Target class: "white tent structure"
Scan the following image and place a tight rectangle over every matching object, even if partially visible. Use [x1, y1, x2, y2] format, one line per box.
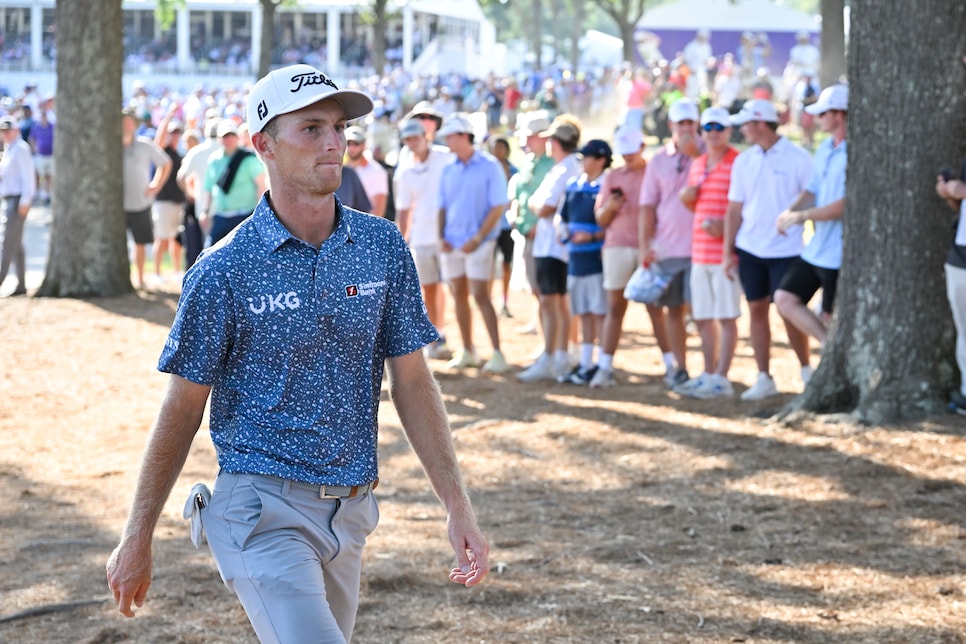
[639, 0, 819, 33]
[636, 0, 819, 72]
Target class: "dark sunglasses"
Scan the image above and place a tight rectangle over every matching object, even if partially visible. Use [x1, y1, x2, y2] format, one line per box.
[702, 123, 727, 132]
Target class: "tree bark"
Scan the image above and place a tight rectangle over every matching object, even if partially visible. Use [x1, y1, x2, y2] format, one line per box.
[258, 0, 277, 79]
[784, 0, 966, 424]
[38, 0, 128, 297]
[819, 0, 846, 88]
[371, 0, 389, 75]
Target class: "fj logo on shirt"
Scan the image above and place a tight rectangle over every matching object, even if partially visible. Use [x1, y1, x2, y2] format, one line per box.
[247, 292, 301, 314]
[345, 281, 386, 298]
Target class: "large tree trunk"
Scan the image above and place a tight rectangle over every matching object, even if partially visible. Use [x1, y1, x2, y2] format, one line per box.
[258, 0, 276, 79]
[819, 0, 846, 88]
[38, 0, 128, 297]
[372, 0, 389, 75]
[531, 0, 543, 71]
[785, 0, 966, 424]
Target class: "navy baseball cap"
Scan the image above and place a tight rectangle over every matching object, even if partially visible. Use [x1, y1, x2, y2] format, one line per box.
[579, 139, 612, 159]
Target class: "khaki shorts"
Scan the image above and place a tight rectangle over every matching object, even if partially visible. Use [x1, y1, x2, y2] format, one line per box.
[153, 201, 183, 239]
[411, 244, 443, 285]
[602, 246, 639, 291]
[689, 262, 742, 320]
[440, 239, 496, 282]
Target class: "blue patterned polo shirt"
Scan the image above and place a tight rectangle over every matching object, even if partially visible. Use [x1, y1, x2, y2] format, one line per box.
[159, 195, 439, 485]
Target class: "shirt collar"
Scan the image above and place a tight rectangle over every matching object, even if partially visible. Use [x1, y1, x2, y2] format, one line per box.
[252, 193, 353, 256]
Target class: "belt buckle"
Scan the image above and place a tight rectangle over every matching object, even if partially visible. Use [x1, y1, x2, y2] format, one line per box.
[319, 485, 339, 499]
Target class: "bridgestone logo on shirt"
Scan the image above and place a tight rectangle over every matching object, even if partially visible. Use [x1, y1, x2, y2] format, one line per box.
[345, 281, 386, 298]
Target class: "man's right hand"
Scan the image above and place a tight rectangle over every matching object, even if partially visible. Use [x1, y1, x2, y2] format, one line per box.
[722, 253, 738, 281]
[106, 538, 153, 617]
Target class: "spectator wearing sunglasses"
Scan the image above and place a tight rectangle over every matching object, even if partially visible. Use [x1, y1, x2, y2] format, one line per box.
[723, 99, 814, 401]
[638, 97, 704, 388]
[774, 85, 849, 353]
[675, 107, 742, 399]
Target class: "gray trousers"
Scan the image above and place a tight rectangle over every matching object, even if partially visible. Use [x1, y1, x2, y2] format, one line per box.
[0, 195, 26, 291]
[202, 472, 380, 643]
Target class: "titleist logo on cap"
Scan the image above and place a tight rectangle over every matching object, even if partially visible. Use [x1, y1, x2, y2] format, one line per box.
[290, 72, 339, 94]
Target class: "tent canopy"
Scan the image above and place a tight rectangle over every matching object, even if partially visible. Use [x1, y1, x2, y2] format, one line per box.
[639, 0, 818, 33]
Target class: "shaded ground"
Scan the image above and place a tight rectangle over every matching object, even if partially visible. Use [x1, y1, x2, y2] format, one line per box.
[0, 287, 963, 644]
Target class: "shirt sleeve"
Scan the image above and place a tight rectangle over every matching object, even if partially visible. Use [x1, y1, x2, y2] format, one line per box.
[639, 159, 660, 207]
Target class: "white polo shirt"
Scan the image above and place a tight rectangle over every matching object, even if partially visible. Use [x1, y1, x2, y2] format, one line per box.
[395, 148, 455, 247]
[531, 153, 581, 261]
[728, 136, 813, 258]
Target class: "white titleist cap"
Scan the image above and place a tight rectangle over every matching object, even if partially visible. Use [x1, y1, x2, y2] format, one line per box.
[805, 84, 849, 115]
[246, 64, 373, 134]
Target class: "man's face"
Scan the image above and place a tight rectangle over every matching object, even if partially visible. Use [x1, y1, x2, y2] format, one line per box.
[221, 132, 239, 154]
[818, 110, 844, 134]
[404, 134, 427, 155]
[346, 139, 365, 160]
[416, 114, 438, 137]
[122, 115, 138, 137]
[670, 119, 698, 145]
[254, 98, 347, 197]
[445, 132, 470, 155]
[740, 120, 766, 146]
[700, 121, 731, 151]
[525, 134, 547, 155]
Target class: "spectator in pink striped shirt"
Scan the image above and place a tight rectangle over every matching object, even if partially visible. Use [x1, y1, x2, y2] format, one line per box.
[675, 106, 742, 399]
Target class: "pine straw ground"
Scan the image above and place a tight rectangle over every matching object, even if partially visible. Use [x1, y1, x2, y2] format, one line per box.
[0, 286, 963, 644]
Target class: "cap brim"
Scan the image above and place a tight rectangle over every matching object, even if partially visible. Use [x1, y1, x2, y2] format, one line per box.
[276, 89, 374, 124]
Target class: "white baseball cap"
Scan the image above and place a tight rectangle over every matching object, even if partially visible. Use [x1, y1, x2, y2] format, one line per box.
[730, 99, 778, 125]
[700, 106, 732, 127]
[246, 64, 373, 134]
[399, 119, 425, 139]
[668, 98, 700, 123]
[613, 124, 644, 155]
[438, 113, 475, 137]
[805, 84, 849, 115]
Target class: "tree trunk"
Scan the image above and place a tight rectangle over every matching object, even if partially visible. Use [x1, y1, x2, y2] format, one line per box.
[819, 0, 846, 88]
[532, 0, 543, 71]
[37, 0, 128, 297]
[568, 0, 585, 74]
[258, 0, 276, 79]
[372, 0, 389, 75]
[785, 0, 966, 424]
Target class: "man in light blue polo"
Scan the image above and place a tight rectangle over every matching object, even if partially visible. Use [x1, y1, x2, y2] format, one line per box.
[107, 64, 489, 643]
[775, 84, 849, 352]
[437, 112, 511, 373]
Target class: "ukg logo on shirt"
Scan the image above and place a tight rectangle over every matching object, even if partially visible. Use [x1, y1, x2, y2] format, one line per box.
[248, 292, 301, 314]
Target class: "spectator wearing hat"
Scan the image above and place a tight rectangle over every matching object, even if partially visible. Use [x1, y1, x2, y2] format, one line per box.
[774, 85, 849, 349]
[675, 106, 742, 399]
[639, 97, 703, 388]
[936, 122, 966, 416]
[508, 111, 555, 336]
[588, 124, 648, 389]
[151, 107, 187, 283]
[487, 134, 518, 318]
[200, 118, 267, 246]
[395, 117, 456, 360]
[723, 98, 814, 400]
[437, 112, 511, 374]
[344, 125, 389, 218]
[0, 115, 36, 296]
[177, 117, 221, 269]
[518, 114, 583, 382]
[28, 107, 54, 206]
[122, 107, 171, 290]
[555, 139, 613, 385]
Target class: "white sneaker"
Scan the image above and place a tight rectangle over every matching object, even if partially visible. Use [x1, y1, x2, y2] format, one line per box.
[446, 349, 481, 369]
[589, 367, 616, 389]
[740, 372, 778, 401]
[691, 374, 735, 399]
[801, 365, 814, 385]
[482, 350, 512, 374]
[664, 367, 689, 389]
[674, 374, 708, 396]
[517, 354, 555, 382]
